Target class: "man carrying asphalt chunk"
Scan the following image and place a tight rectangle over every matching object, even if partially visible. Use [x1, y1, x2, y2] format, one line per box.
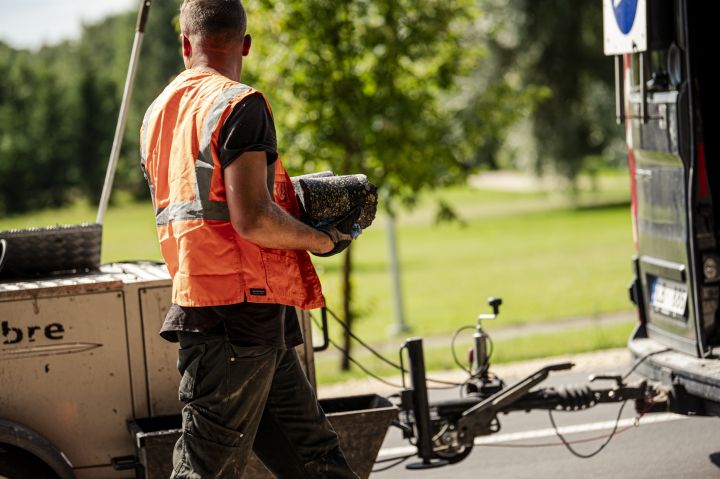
[139, 1, 360, 477]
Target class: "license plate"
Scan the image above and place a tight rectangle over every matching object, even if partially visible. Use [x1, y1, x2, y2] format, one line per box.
[650, 278, 688, 317]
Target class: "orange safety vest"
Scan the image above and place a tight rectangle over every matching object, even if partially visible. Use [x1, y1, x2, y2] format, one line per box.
[140, 69, 324, 309]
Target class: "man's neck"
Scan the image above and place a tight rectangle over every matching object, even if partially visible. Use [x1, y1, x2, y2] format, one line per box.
[188, 52, 241, 82]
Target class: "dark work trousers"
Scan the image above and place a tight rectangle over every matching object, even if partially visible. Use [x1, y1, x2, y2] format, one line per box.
[171, 331, 358, 479]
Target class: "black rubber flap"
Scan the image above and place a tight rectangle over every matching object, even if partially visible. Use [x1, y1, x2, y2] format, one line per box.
[0, 223, 102, 278]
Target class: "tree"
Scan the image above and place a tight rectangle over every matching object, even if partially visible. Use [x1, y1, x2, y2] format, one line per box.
[73, 71, 118, 202]
[509, 0, 623, 183]
[0, 44, 78, 214]
[0, 45, 38, 214]
[245, 0, 540, 369]
[69, 0, 183, 200]
[0, 2, 184, 216]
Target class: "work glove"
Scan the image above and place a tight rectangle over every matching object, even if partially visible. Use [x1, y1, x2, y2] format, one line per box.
[313, 205, 363, 257]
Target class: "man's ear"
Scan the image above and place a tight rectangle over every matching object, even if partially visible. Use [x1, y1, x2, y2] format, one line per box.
[182, 34, 192, 61]
[242, 34, 252, 57]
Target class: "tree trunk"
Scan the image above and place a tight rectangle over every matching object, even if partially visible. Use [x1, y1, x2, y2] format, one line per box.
[340, 243, 353, 371]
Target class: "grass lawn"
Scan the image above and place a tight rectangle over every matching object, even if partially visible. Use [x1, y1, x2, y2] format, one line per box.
[0, 172, 636, 360]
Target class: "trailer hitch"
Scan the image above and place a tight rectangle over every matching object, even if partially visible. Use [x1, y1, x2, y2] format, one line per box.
[456, 361, 575, 440]
[396, 337, 665, 469]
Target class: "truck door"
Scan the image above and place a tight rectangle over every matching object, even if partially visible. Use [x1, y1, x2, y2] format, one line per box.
[605, 0, 717, 356]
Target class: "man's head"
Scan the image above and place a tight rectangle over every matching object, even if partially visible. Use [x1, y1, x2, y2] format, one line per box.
[179, 0, 252, 79]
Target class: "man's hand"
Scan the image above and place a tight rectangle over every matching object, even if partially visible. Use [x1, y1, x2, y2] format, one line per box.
[224, 152, 333, 253]
[312, 205, 362, 257]
[311, 233, 335, 256]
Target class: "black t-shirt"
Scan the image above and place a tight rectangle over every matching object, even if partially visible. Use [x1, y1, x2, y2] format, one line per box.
[159, 91, 302, 349]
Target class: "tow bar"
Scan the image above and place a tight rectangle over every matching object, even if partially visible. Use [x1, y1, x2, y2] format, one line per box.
[392, 298, 668, 469]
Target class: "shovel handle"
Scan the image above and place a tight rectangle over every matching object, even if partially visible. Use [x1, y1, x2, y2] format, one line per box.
[136, 0, 152, 33]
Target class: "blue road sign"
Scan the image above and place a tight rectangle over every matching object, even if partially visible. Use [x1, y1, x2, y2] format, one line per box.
[613, 0, 639, 34]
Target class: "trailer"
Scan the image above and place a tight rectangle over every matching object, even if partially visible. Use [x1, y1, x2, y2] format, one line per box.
[0, 234, 395, 478]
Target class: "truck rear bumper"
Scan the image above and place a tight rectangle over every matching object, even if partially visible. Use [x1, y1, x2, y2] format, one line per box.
[629, 325, 720, 415]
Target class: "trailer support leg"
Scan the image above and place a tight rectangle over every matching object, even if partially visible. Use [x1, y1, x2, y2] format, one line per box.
[405, 338, 448, 470]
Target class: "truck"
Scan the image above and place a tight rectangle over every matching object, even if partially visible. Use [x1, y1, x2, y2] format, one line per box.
[603, 0, 720, 415]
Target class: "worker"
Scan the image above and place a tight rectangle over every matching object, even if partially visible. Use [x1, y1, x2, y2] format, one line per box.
[139, 0, 359, 477]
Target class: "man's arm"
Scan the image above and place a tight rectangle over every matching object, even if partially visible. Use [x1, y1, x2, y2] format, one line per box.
[224, 151, 333, 254]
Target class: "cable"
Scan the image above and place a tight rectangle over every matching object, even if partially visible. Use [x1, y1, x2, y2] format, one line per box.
[533, 345, 667, 458]
[312, 314, 456, 389]
[319, 308, 465, 388]
[310, 314, 405, 388]
[333, 337, 406, 388]
[371, 454, 414, 473]
[548, 400, 628, 459]
[451, 325, 474, 374]
[479, 400, 656, 450]
[325, 307, 404, 370]
[426, 377, 465, 388]
[622, 347, 672, 380]
[450, 323, 495, 377]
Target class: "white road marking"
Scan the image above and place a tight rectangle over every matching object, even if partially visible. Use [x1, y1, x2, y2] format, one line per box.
[376, 413, 686, 460]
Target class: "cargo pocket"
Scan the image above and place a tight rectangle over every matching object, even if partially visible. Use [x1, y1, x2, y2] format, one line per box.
[176, 406, 250, 478]
[177, 343, 206, 403]
[261, 251, 302, 298]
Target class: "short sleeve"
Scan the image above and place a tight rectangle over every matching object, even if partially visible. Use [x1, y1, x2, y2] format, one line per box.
[218, 92, 278, 169]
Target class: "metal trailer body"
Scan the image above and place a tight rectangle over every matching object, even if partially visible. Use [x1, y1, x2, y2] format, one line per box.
[0, 262, 177, 478]
[604, 0, 720, 412]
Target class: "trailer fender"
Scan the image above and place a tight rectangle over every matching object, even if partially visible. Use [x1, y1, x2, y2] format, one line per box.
[0, 418, 75, 479]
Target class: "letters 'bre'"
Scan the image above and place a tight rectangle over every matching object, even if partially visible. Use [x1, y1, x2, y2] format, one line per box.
[1, 320, 65, 345]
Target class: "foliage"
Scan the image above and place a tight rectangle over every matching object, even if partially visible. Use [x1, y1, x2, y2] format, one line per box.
[245, 0, 540, 202]
[0, 45, 77, 212]
[507, 0, 625, 181]
[0, 0, 625, 212]
[0, 2, 183, 215]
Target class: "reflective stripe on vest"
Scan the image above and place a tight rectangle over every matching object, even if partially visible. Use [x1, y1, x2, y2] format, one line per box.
[151, 83, 251, 225]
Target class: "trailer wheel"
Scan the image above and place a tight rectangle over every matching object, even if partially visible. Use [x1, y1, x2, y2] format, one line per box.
[0, 443, 59, 479]
[431, 420, 475, 464]
[433, 444, 474, 464]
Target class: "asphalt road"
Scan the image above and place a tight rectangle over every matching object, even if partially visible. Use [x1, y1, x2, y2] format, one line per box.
[370, 370, 720, 478]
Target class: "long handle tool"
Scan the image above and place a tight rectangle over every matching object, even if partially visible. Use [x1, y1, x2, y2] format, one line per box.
[96, 0, 153, 224]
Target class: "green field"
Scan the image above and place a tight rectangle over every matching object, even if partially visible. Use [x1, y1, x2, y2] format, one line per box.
[0, 173, 636, 363]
